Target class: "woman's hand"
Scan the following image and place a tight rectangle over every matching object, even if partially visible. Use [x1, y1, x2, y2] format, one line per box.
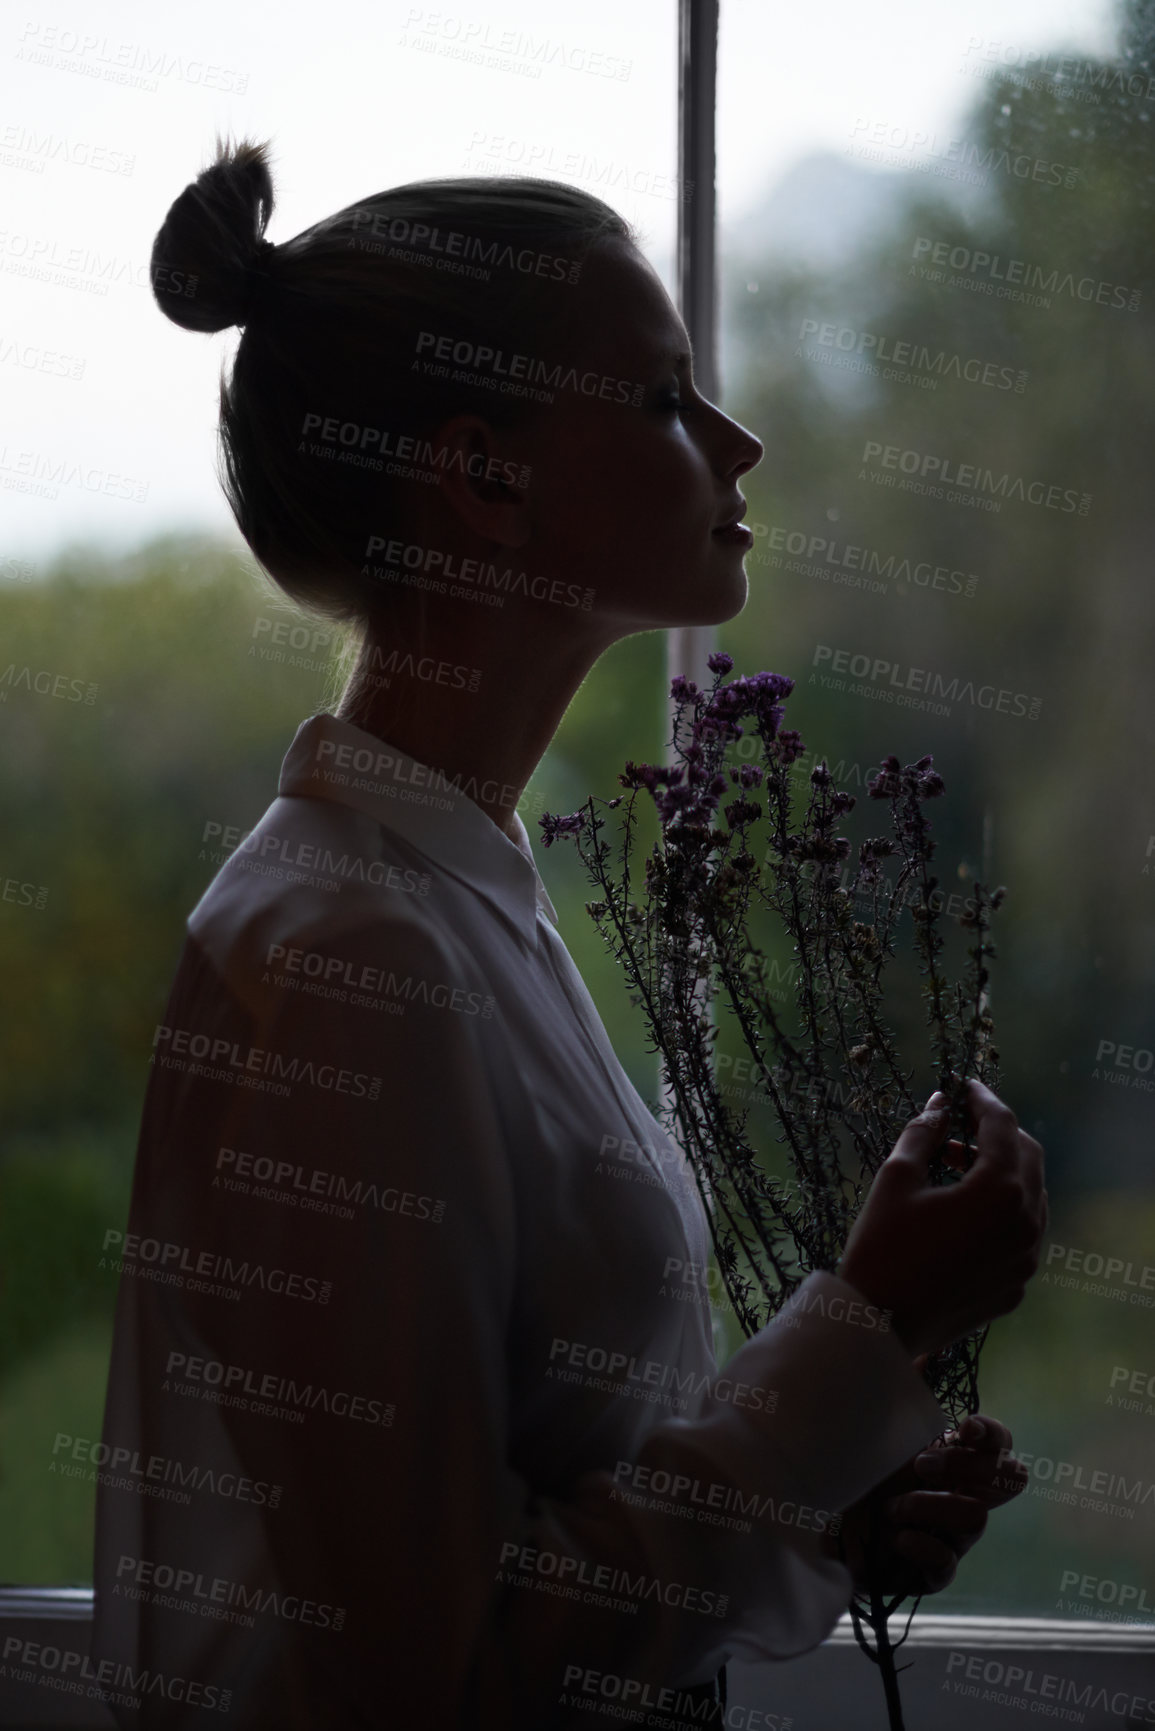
[838, 1078, 1047, 1359]
[823, 1414, 1028, 1596]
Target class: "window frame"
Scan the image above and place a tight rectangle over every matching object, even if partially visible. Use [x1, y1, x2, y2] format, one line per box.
[1, 4, 1150, 1718]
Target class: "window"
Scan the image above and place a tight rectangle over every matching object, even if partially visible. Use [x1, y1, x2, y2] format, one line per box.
[2, 0, 1152, 1721]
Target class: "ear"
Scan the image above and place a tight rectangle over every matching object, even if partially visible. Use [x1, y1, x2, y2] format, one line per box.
[424, 414, 533, 549]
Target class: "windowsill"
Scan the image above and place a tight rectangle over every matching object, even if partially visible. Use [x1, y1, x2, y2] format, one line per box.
[2, 1589, 1153, 1728]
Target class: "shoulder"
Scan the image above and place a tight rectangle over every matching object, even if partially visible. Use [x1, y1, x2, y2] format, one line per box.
[187, 792, 461, 1021]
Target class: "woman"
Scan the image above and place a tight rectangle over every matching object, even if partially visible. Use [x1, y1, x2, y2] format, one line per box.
[91, 137, 1047, 1728]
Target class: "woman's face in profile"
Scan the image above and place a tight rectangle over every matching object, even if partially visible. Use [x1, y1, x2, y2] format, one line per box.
[518, 233, 765, 633]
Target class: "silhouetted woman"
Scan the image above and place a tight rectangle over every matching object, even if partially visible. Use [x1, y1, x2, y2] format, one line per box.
[91, 137, 1046, 1729]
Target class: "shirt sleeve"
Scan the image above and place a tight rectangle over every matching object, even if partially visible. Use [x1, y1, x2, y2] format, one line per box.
[91, 910, 949, 1730]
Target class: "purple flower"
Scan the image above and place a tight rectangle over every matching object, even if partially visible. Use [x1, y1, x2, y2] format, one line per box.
[867, 764, 902, 800]
[730, 763, 764, 789]
[620, 760, 684, 792]
[707, 651, 734, 675]
[724, 797, 762, 829]
[773, 730, 806, 766]
[538, 810, 586, 849]
[704, 670, 795, 738]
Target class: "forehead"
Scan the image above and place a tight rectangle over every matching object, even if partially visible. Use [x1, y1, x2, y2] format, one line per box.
[566, 236, 691, 370]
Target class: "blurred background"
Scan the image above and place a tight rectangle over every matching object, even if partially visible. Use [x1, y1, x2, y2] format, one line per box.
[1, 0, 1153, 1630]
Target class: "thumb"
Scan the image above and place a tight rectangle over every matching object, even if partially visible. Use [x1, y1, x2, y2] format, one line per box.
[881, 1092, 952, 1187]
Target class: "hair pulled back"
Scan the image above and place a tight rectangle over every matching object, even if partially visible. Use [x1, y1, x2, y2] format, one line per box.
[150, 134, 638, 625]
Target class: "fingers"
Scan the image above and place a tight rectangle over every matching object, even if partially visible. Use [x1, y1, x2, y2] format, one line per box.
[914, 1425, 1030, 1507]
[884, 1489, 990, 1592]
[954, 1413, 1011, 1453]
[940, 1137, 971, 1173]
[960, 1077, 1022, 1177]
[883, 1090, 953, 1182]
[885, 1489, 989, 1542]
[959, 1079, 1047, 1209]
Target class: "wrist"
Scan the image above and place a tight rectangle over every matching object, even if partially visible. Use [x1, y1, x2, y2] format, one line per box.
[836, 1259, 922, 1358]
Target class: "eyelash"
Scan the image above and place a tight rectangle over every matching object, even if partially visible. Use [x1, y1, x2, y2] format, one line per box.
[660, 394, 699, 417]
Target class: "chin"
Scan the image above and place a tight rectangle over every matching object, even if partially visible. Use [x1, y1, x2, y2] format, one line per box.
[672, 564, 749, 628]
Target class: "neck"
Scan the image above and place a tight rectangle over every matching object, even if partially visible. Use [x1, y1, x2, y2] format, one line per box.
[334, 606, 620, 838]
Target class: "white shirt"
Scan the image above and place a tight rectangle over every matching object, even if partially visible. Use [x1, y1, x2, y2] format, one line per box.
[91, 710, 948, 1728]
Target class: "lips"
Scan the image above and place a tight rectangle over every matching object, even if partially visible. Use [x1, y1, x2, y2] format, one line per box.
[712, 501, 748, 532]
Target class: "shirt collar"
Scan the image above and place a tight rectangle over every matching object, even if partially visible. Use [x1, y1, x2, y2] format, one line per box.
[276, 712, 558, 949]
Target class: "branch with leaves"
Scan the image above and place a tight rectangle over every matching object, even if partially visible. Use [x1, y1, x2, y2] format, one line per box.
[541, 654, 1006, 1730]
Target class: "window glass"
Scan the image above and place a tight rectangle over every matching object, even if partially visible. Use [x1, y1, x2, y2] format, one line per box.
[716, 0, 1155, 1617]
[0, 0, 676, 1585]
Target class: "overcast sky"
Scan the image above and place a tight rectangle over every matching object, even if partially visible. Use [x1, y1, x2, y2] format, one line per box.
[0, 0, 1115, 568]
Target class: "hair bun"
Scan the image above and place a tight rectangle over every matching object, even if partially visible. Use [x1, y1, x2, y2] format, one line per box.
[151, 134, 276, 334]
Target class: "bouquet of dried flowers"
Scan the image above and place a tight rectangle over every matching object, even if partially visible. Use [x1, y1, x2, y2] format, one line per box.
[541, 652, 1005, 1729]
